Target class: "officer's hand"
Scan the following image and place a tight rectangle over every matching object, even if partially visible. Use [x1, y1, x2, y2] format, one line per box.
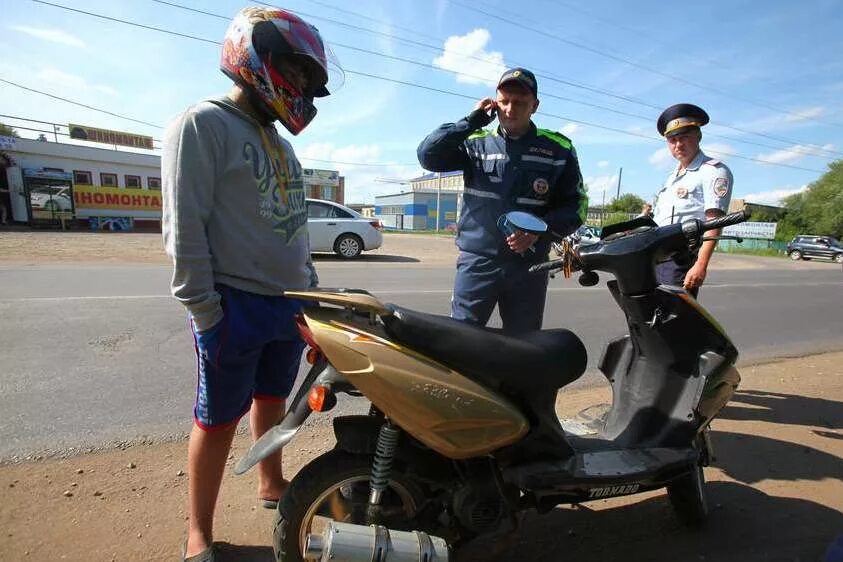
[683, 262, 707, 290]
[507, 230, 538, 254]
[474, 98, 497, 116]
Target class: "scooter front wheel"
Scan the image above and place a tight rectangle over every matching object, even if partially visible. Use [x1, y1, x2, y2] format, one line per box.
[273, 449, 426, 562]
[666, 463, 708, 527]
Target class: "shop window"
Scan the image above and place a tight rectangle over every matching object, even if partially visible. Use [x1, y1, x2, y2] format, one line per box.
[101, 173, 118, 187]
[73, 170, 93, 185]
[125, 175, 142, 189]
[147, 177, 161, 190]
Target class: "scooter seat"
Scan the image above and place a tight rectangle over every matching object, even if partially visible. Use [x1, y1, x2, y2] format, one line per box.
[382, 305, 587, 394]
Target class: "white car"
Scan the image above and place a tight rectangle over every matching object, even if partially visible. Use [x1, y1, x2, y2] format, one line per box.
[30, 186, 73, 212]
[306, 198, 383, 259]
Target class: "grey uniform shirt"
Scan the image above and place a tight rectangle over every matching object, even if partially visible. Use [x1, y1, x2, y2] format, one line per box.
[161, 97, 318, 331]
[653, 150, 733, 226]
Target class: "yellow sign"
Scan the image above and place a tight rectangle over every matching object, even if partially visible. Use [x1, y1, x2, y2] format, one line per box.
[69, 123, 154, 149]
[73, 185, 162, 212]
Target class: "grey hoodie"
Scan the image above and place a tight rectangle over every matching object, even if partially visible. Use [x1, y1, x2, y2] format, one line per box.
[162, 97, 318, 331]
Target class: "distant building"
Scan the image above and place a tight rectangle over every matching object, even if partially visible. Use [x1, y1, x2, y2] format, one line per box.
[729, 198, 786, 220]
[374, 171, 462, 230]
[346, 203, 375, 217]
[0, 133, 343, 231]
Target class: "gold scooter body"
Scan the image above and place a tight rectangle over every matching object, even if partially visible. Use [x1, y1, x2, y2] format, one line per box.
[290, 290, 529, 460]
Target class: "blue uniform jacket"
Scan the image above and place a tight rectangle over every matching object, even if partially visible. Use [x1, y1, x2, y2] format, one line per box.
[418, 111, 588, 259]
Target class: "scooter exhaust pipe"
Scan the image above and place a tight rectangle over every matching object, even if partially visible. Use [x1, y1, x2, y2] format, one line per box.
[304, 521, 449, 561]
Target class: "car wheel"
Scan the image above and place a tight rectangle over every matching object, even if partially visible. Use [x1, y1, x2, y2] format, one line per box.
[334, 233, 363, 259]
[789, 250, 802, 261]
[834, 254, 843, 264]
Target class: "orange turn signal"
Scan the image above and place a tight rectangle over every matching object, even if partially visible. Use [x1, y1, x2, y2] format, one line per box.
[306, 348, 321, 365]
[308, 385, 331, 412]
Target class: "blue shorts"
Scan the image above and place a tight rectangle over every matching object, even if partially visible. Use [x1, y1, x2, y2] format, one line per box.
[191, 284, 305, 430]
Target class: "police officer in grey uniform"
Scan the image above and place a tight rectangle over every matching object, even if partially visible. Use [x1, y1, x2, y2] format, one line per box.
[653, 103, 733, 298]
[418, 68, 587, 333]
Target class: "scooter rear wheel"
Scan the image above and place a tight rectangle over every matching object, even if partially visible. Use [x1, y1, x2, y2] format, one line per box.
[667, 464, 708, 527]
[273, 449, 426, 562]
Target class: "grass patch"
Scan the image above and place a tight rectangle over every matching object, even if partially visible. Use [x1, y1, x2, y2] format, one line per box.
[715, 246, 786, 258]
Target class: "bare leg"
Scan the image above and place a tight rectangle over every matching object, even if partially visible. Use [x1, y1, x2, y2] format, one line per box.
[251, 398, 288, 501]
[185, 422, 237, 557]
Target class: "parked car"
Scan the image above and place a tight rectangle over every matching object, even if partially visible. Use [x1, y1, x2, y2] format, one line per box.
[786, 235, 843, 263]
[30, 186, 73, 212]
[306, 198, 383, 259]
[575, 225, 601, 246]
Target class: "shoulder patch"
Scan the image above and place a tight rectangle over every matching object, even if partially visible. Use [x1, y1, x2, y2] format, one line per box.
[712, 176, 730, 197]
[536, 129, 573, 150]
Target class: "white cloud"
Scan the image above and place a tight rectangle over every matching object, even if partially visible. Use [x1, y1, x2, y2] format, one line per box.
[784, 106, 824, 122]
[560, 123, 580, 137]
[742, 185, 807, 206]
[597, 160, 610, 168]
[36, 68, 117, 96]
[432, 29, 505, 86]
[756, 143, 835, 165]
[584, 174, 619, 203]
[11, 25, 85, 48]
[648, 147, 673, 170]
[703, 142, 738, 158]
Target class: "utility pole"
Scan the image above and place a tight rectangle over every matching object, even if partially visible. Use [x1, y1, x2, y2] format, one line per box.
[601, 189, 606, 227]
[435, 172, 442, 232]
[616, 167, 623, 199]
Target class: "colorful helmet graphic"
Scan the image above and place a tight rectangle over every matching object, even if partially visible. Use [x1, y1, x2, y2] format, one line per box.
[220, 7, 343, 135]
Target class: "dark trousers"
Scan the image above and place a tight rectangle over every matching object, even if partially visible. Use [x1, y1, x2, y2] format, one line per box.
[451, 251, 550, 334]
[655, 258, 699, 299]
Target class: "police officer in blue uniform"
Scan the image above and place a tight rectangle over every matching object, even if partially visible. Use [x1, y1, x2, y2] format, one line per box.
[418, 67, 588, 333]
[653, 103, 733, 298]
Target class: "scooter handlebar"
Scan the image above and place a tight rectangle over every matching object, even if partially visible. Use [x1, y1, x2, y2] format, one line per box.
[700, 209, 751, 234]
[528, 258, 566, 273]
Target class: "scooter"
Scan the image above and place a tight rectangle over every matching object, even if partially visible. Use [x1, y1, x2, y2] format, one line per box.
[235, 209, 751, 562]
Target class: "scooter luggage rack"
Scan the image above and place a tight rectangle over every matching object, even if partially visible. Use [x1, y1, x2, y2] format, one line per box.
[285, 288, 393, 317]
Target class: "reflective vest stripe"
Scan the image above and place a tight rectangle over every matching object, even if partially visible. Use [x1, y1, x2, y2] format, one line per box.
[464, 187, 502, 199]
[516, 197, 548, 206]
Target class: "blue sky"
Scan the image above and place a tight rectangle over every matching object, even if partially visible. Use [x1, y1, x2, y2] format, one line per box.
[2, 0, 842, 205]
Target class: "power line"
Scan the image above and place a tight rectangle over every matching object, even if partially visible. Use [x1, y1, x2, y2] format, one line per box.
[450, 0, 843, 130]
[0, 112, 421, 166]
[16, 1, 832, 173]
[181, 0, 843, 158]
[146, 0, 842, 161]
[0, 78, 162, 129]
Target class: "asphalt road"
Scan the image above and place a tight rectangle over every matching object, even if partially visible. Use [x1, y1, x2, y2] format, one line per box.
[0, 259, 841, 461]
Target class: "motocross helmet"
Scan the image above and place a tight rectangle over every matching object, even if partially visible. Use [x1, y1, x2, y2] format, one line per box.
[220, 7, 343, 135]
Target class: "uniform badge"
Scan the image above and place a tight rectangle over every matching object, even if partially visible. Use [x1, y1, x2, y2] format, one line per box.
[533, 178, 549, 195]
[713, 177, 730, 197]
[675, 186, 689, 198]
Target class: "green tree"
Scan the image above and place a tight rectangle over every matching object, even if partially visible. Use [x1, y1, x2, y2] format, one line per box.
[602, 212, 633, 227]
[777, 160, 843, 240]
[606, 193, 647, 214]
[0, 122, 19, 137]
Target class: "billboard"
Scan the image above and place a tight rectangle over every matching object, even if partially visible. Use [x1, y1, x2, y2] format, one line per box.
[0, 135, 16, 150]
[73, 185, 162, 218]
[68, 124, 154, 149]
[302, 168, 339, 187]
[723, 221, 777, 240]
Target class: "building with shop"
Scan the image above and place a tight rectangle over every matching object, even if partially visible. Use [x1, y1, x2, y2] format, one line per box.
[0, 133, 343, 231]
